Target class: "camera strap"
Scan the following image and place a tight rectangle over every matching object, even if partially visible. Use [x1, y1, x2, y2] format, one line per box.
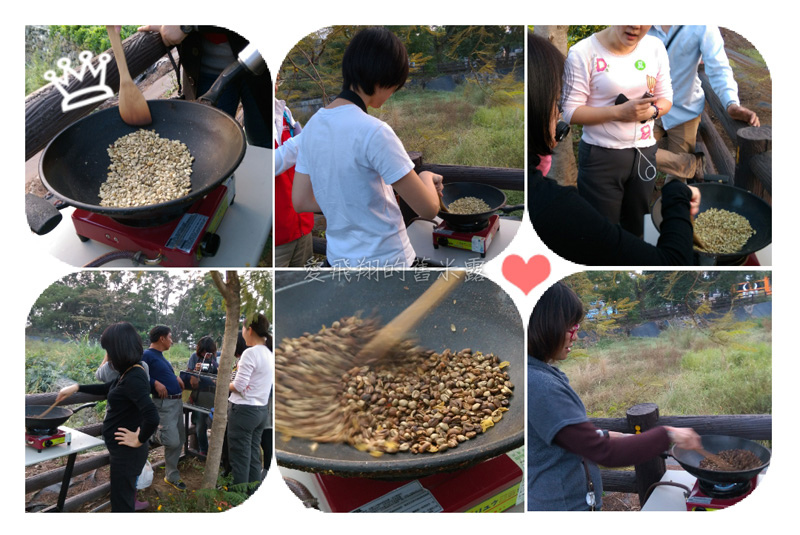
[338, 88, 367, 113]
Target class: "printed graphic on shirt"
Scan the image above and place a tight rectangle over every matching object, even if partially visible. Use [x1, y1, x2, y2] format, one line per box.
[595, 56, 607, 73]
[640, 124, 652, 141]
[646, 75, 656, 95]
[635, 59, 646, 70]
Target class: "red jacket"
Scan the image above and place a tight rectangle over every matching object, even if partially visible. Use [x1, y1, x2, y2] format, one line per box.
[275, 111, 313, 245]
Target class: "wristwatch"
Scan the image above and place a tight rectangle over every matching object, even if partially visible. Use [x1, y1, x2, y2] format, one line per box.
[651, 104, 660, 120]
[180, 25, 199, 35]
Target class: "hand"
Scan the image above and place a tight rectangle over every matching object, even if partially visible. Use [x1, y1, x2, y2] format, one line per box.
[616, 97, 658, 122]
[55, 384, 79, 404]
[664, 426, 702, 451]
[195, 362, 202, 371]
[154, 380, 167, 399]
[115, 427, 143, 448]
[137, 25, 188, 47]
[419, 171, 444, 196]
[190, 377, 199, 389]
[727, 104, 760, 127]
[608, 431, 630, 438]
[688, 186, 701, 218]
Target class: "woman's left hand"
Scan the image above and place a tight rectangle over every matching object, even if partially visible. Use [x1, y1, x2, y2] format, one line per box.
[115, 427, 143, 448]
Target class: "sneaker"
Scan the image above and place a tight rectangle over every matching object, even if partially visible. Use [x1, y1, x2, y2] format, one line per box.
[164, 477, 187, 491]
[134, 497, 150, 511]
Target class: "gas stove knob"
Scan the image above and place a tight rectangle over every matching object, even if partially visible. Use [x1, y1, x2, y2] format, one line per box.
[200, 233, 221, 257]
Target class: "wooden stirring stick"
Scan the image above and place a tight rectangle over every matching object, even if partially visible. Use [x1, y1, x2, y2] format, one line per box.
[356, 270, 465, 365]
[106, 26, 152, 126]
[34, 398, 62, 419]
[439, 197, 449, 213]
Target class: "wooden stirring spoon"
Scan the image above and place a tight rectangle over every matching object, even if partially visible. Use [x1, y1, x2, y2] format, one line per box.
[356, 270, 465, 365]
[106, 25, 152, 126]
[33, 398, 62, 419]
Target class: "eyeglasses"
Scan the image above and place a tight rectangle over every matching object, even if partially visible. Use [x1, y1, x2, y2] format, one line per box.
[567, 324, 580, 339]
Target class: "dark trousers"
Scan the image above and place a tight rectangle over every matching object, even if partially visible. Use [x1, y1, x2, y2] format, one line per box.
[106, 440, 149, 512]
[227, 403, 269, 486]
[577, 141, 658, 238]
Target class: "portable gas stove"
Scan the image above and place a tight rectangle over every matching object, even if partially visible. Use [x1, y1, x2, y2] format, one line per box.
[686, 477, 757, 511]
[71, 177, 235, 267]
[432, 214, 500, 258]
[312, 452, 522, 512]
[26, 428, 72, 452]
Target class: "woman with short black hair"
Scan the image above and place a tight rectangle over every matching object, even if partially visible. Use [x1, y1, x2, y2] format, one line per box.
[56, 322, 158, 512]
[527, 282, 701, 510]
[291, 27, 443, 268]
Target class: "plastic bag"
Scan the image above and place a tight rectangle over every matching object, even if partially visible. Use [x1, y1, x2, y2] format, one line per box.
[136, 460, 154, 490]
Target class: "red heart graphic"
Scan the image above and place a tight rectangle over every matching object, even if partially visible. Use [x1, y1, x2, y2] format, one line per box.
[502, 255, 551, 295]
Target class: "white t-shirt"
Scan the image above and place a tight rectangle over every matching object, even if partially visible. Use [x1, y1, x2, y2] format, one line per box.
[294, 105, 416, 268]
[562, 34, 672, 149]
[229, 344, 273, 406]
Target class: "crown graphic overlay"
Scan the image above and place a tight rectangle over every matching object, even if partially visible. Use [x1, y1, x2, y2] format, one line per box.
[43, 51, 114, 113]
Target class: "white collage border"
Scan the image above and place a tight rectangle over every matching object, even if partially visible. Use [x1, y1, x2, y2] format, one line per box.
[8, 0, 791, 530]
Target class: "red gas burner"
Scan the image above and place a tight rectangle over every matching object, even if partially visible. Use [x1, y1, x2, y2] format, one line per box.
[686, 477, 758, 511]
[71, 180, 234, 267]
[432, 215, 500, 258]
[315, 453, 521, 512]
[26, 429, 72, 452]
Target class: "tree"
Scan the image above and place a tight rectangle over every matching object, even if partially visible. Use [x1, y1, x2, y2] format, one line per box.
[202, 271, 241, 490]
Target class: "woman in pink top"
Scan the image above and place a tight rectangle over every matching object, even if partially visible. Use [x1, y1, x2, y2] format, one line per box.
[562, 26, 673, 237]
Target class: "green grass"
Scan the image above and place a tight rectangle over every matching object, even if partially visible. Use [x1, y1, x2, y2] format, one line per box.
[561, 322, 771, 418]
[26, 338, 192, 395]
[374, 87, 524, 170]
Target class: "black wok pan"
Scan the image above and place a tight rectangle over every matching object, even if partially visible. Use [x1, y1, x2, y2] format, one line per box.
[671, 435, 770, 485]
[38, 99, 246, 224]
[25, 403, 97, 434]
[651, 183, 772, 264]
[438, 182, 521, 231]
[274, 272, 524, 478]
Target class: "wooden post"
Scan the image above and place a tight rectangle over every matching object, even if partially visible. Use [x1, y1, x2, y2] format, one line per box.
[626, 403, 665, 504]
[698, 111, 735, 178]
[735, 126, 772, 196]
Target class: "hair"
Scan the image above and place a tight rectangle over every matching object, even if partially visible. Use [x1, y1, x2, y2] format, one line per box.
[527, 281, 585, 362]
[527, 31, 570, 164]
[101, 322, 144, 372]
[246, 313, 273, 350]
[234, 332, 248, 357]
[195, 336, 217, 359]
[148, 325, 171, 344]
[342, 27, 409, 96]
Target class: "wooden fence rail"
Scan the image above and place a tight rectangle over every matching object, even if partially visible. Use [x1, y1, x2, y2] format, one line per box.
[698, 69, 771, 200]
